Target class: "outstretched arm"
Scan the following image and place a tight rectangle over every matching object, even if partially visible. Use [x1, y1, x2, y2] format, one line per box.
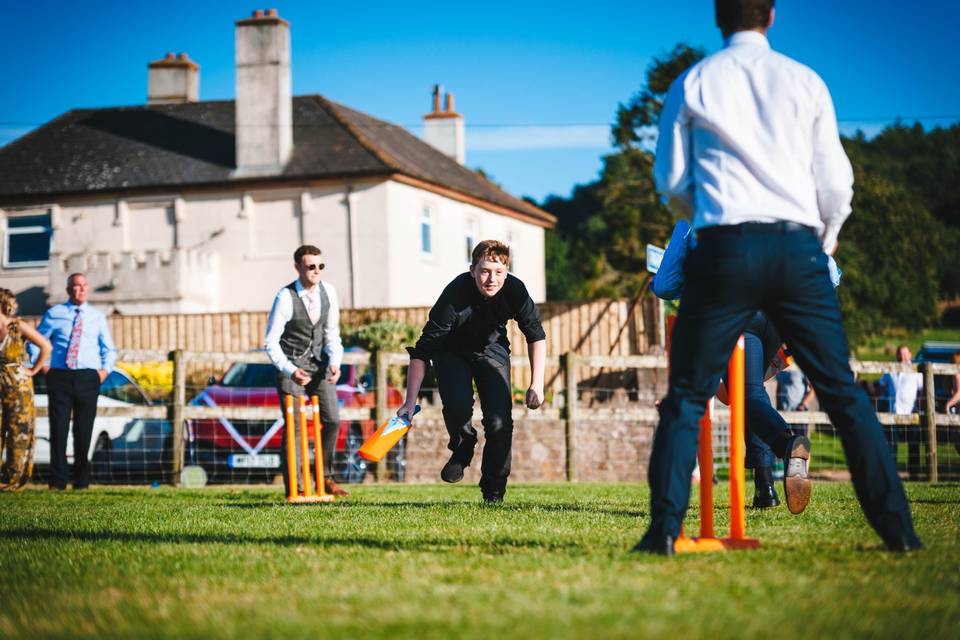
[398, 358, 427, 419]
[525, 339, 546, 409]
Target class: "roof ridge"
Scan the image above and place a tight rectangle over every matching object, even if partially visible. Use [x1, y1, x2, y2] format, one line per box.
[318, 97, 554, 223]
[309, 95, 398, 172]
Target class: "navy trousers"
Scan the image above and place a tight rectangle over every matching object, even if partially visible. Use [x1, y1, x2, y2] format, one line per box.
[645, 223, 918, 547]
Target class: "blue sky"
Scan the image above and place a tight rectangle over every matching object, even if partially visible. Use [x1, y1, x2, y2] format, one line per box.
[1, 0, 957, 202]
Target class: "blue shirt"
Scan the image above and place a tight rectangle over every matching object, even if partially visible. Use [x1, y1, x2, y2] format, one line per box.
[650, 219, 843, 302]
[29, 302, 118, 371]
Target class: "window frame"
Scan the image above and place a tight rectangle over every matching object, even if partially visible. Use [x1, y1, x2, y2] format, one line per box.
[420, 204, 434, 257]
[2, 210, 53, 269]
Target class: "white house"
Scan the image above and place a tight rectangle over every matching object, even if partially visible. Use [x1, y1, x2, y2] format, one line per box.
[0, 9, 554, 315]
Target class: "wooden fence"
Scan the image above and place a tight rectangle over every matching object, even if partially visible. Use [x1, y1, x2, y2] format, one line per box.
[27, 296, 661, 393]
[33, 349, 960, 485]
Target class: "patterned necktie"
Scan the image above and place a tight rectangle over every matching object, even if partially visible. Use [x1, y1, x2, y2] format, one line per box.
[66, 308, 83, 369]
[304, 292, 320, 325]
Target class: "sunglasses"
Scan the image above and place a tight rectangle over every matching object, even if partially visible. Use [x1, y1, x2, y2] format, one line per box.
[301, 262, 325, 272]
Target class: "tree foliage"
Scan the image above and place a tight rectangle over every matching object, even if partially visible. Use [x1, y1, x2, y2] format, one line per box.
[542, 42, 958, 345]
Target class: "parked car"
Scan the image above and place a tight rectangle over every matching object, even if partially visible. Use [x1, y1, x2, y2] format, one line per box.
[187, 348, 405, 484]
[33, 369, 171, 483]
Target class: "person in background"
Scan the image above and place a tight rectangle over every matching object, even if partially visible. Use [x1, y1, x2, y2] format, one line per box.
[943, 352, 960, 415]
[30, 274, 117, 491]
[876, 345, 923, 458]
[264, 245, 348, 497]
[0, 288, 52, 490]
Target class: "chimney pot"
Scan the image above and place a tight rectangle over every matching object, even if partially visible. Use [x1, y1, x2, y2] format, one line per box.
[267, 8, 278, 16]
[445, 93, 454, 113]
[165, 52, 175, 60]
[253, 9, 264, 17]
[432, 84, 442, 113]
[178, 53, 188, 60]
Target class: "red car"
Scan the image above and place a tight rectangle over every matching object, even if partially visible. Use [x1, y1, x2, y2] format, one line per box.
[187, 349, 404, 483]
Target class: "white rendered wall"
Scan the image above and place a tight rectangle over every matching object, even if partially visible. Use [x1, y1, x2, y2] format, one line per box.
[382, 180, 546, 307]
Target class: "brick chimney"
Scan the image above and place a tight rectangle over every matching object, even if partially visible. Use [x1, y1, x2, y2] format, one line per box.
[234, 8, 292, 176]
[423, 84, 465, 164]
[147, 53, 199, 104]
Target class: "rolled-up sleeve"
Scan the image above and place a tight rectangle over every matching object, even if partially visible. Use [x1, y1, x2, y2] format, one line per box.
[650, 220, 691, 300]
[512, 281, 546, 344]
[264, 289, 297, 377]
[322, 282, 344, 368]
[653, 72, 694, 217]
[97, 313, 118, 371]
[811, 78, 854, 254]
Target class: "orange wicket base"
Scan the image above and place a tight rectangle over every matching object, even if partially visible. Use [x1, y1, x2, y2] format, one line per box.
[674, 536, 760, 553]
[286, 494, 335, 504]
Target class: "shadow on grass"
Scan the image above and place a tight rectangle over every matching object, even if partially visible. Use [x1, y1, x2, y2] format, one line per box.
[0, 528, 585, 552]
[327, 500, 645, 519]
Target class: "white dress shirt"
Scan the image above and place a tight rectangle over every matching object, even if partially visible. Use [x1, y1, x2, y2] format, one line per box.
[264, 280, 344, 377]
[879, 371, 923, 415]
[653, 31, 854, 254]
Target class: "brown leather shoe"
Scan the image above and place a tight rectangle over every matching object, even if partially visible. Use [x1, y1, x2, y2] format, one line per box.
[783, 435, 812, 514]
[324, 478, 349, 497]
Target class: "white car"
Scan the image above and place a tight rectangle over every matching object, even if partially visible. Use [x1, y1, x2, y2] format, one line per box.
[32, 370, 171, 483]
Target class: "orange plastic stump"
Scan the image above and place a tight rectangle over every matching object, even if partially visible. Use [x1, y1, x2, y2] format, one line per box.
[675, 335, 760, 553]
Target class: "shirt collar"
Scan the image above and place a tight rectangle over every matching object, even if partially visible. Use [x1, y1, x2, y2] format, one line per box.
[724, 31, 770, 49]
[66, 301, 88, 312]
[294, 279, 319, 296]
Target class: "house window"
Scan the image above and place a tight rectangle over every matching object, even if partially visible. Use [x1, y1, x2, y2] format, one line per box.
[3, 213, 52, 268]
[465, 220, 477, 263]
[420, 206, 433, 255]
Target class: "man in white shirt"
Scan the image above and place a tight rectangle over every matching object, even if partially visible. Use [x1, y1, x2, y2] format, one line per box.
[264, 245, 347, 497]
[634, 0, 920, 554]
[878, 346, 923, 415]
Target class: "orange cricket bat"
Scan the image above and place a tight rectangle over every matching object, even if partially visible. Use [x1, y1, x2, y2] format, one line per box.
[358, 405, 421, 462]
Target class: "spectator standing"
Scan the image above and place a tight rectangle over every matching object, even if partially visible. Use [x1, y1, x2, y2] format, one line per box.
[0, 288, 52, 490]
[31, 274, 117, 490]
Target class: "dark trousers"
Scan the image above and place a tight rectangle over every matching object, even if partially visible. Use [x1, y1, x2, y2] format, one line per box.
[646, 224, 918, 547]
[433, 351, 513, 497]
[46, 368, 100, 489]
[277, 376, 339, 495]
[726, 331, 786, 470]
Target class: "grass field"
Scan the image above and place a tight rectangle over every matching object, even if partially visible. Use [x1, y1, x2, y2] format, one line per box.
[2, 482, 958, 639]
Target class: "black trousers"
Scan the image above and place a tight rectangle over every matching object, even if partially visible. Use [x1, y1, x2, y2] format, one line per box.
[276, 374, 339, 494]
[433, 351, 513, 497]
[46, 368, 100, 489]
[646, 223, 918, 548]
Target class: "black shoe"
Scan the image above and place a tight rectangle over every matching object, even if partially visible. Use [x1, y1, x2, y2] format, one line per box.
[783, 435, 812, 514]
[751, 466, 780, 509]
[630, 530, 676, 557]
[884, 531, 924, 553]
[482, 493, 504, 504]
[440, 455, 467, 483]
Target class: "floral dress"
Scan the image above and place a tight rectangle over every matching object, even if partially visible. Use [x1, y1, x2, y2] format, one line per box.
[0, 321, 36, 490]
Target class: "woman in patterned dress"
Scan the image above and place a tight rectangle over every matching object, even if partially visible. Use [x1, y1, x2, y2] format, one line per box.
[0, 288, 51, 490]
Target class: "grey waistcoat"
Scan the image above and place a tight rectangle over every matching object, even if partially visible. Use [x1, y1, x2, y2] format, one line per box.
[278, 281, 330, 373]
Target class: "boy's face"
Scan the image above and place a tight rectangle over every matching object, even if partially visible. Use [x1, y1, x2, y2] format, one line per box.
[470, 256, 508, 299]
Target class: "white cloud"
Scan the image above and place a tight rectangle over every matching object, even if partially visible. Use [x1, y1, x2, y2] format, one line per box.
[467, 125, 611, 151]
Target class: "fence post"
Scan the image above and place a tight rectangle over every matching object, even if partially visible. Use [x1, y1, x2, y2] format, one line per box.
[375, 350, 389, 482]
[562, 352, 578, 482]
[922, 362, 938, 483]
[170, 349, 186, 486]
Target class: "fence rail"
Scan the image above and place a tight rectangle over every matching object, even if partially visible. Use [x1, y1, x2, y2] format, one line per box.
[30, 349, 960, 485]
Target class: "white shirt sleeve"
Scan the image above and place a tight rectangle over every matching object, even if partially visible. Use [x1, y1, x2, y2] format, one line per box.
[653, 73, 694, 218]
[264, 288, 297, 378]
[321, 282, 344, 369]
[811, 78, 854, 254]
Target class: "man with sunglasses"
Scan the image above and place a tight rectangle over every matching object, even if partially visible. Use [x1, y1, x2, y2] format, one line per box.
[265, 244, 347, 497]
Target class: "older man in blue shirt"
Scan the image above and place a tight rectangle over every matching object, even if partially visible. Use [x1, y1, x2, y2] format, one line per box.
[30, 273, 117, 490]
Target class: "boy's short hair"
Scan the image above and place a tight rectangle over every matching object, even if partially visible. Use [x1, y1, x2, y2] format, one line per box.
[471, 240, 511, 268]
[293, 245, 322, 265]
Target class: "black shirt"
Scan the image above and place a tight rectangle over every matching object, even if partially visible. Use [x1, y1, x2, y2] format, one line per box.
[407, 273, 546, 365]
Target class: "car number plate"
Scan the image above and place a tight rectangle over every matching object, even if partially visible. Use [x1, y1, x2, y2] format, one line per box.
[228, 454, 281, 469]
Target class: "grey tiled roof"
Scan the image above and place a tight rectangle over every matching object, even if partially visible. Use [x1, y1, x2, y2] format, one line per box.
[0, 95, 553, 225]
